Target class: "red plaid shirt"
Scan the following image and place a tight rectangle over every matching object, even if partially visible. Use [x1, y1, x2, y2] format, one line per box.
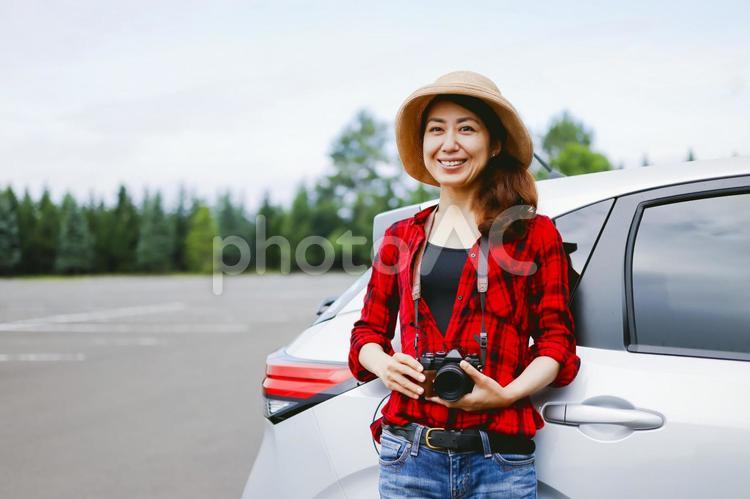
[348, 203, 580, 443]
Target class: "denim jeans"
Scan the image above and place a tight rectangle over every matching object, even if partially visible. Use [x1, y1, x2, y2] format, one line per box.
[378, 424, 537, 498]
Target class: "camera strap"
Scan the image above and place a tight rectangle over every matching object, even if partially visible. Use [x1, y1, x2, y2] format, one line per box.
[411, 207, 489, 367]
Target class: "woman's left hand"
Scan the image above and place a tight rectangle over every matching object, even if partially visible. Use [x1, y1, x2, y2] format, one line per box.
[427, 360, 517, 411]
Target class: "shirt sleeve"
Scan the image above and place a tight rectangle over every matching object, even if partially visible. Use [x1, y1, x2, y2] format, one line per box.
[527, 215, 581, 388]
[348, 223, 402, 382]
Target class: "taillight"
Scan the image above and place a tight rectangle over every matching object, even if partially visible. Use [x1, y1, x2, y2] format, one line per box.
[262, 348, 357, 424]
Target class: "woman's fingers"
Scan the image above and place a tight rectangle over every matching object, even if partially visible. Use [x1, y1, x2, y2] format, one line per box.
[395, 361, 425, 383]
[379, 353, 426, 399]
[393, 352, 424, 373]
[386, 372, 423, 399]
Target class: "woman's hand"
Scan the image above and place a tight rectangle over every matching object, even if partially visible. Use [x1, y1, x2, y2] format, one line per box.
[375, 352, 426, 400]
[427, 360, 517, 411]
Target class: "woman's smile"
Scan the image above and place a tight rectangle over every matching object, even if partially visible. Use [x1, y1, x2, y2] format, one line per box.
[438, 159, 467, 169]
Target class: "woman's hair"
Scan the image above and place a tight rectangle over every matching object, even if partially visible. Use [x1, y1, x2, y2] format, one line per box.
[420, 94, 538, 242]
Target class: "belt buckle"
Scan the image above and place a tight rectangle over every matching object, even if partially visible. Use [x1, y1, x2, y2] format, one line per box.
[424, 427, 446, 450]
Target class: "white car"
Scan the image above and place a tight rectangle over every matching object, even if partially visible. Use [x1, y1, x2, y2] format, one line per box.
[242, 157, 750, 499]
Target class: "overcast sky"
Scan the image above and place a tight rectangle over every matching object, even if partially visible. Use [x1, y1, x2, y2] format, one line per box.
[2, 0, 748, 209]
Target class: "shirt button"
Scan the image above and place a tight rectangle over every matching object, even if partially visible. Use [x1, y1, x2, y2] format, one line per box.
[470, 253, 476, 258]
[458, 295, 463, 300]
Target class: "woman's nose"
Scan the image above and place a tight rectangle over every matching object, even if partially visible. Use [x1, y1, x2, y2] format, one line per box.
[441, 131, 460, 152]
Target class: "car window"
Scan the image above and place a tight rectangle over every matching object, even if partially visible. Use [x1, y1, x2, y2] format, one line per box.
[630, 192, 750, 359]
[553, 198, 614, 293]
[313, 268, 372, 325]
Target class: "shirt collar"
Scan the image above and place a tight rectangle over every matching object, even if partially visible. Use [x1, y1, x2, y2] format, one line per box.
[412, 203, 439, 226]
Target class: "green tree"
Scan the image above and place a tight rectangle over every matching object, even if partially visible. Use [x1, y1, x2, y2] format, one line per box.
[83, 197, 113, 273]
[0, 187, 21, 274]
[170, 186, 192, 272]
[542, 111, 611, 175]
[686, 148, 696, 162]
[313, 109, 404, 268]
[17, 190, 40, 274]
[136, 191, 173, 272]
[55, 193, 94, 274]
[254, 190, 287, 271]
[216, 191, 249, 268]
[36, 189, 60, 274]
[185, 202, 218, 273]
[111, 185, 140, 272]
[551, 143, 612, 176]
[542, 111, 593, 159]
[280, 182, 317, 270]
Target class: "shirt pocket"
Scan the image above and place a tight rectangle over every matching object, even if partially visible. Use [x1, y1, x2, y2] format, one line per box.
[483, 279, 513, 321]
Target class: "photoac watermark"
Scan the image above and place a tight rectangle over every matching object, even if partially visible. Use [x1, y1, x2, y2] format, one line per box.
[211, 205, 540, 295]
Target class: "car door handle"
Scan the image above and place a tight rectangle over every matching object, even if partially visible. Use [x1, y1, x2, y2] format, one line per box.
[543, 402, 663, 430]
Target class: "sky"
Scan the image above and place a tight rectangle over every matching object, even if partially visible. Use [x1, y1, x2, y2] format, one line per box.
[1, 0, 748, 209]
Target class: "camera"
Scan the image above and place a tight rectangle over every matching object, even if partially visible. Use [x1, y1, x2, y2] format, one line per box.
[417, 349, 483, 402]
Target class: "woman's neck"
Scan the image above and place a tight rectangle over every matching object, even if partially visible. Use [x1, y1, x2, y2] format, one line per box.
[429, 185, 481, 249]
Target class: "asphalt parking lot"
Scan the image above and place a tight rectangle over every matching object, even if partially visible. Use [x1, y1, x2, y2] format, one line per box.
[0, 273, 359, 499]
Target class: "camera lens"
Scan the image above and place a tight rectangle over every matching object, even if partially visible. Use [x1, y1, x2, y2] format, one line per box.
[434, 364, 470, 402]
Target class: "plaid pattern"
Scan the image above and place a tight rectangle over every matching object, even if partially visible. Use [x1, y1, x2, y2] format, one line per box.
[349, 203, 580, 442]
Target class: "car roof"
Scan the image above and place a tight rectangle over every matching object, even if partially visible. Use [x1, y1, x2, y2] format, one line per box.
[373, 156, 749, 248]
[535, 156, 749, 216]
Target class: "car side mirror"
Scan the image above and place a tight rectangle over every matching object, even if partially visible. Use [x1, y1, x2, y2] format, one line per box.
[316, 296, 338, 316]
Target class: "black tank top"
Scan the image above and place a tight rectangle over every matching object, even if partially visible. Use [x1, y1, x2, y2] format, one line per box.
[419, 241, 469, 336]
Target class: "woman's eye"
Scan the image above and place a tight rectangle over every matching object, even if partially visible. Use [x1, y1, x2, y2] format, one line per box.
[428, 126, 442, 133]
[460, 126, 475, 132]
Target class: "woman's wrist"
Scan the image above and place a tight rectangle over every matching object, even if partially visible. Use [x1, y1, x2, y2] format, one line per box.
[359, 343, 389, 379]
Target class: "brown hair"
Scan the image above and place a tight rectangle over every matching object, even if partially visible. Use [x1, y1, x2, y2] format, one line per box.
[421, 94, 538, 242]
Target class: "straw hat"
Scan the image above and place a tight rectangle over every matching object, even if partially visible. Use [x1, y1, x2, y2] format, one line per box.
[395, 70, 533, 186]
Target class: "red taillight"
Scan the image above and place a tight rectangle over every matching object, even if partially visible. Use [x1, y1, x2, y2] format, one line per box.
[262, 349, 356, 423]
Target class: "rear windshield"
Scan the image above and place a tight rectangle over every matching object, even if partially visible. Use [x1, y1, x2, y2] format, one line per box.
[312, 268, 372, 325]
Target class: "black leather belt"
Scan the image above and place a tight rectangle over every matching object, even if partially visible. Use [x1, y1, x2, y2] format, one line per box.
[383, 424, 535, 454]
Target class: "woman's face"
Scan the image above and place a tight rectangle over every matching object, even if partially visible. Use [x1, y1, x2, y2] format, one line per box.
[422, 99, 499, 189]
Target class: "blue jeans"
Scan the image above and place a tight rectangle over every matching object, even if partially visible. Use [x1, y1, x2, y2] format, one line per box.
[378, 424, 537, 498]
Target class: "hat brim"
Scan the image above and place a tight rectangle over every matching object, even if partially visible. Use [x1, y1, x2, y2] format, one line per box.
[395, 82, 533, 187]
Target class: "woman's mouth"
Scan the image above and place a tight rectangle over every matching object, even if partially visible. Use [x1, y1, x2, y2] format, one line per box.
[438, 159, 467, 170]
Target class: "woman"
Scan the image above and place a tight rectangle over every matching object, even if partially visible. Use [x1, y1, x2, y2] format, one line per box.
[348, 71, 580, 498]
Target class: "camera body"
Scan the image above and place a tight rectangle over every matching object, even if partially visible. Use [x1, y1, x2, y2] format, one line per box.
[417, 348, 483, 402]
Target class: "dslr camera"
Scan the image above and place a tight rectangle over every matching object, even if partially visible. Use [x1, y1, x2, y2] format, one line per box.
[417, 348, 483, 401]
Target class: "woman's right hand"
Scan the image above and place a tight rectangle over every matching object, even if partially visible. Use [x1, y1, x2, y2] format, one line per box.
[376, 352, 426, 400]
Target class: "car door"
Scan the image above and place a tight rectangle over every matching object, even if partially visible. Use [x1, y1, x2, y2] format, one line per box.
[532, 175, 750, 498]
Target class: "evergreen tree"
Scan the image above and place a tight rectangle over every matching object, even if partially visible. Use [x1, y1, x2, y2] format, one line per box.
[111, 185, 139, 271]
[136, 191, 173, 272]
[184, 202, 218, 273]
[255, 190, 287, 271]
[550, 143, 612, 176]
[542, 111, 611, 175]
[55, 193, 94, 273]
[0, 187, 21, 274]
[281, 183, 315, 270]
[36, 189, 60, 274]
[170, 185, 191, 272]
[83, 197, 113, 273]
[216, 191, 248, 268]
[542, 111, 593, 159]
[17, 190, 39, 274]
[312, 110, 401, 268]
[686, 148, 696, 162]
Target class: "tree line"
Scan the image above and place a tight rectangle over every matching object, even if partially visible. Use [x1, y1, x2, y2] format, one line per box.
[1, 109, 628, 276]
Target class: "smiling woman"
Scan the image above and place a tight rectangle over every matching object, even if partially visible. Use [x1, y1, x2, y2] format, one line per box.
[350, 71, 580, 499]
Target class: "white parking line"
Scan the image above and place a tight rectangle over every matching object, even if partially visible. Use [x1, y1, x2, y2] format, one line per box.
[0, 353, 87, 362]
[91, 337, 166, 346]
[0, 302, 187, 332]
[0, 323, 250, 334]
